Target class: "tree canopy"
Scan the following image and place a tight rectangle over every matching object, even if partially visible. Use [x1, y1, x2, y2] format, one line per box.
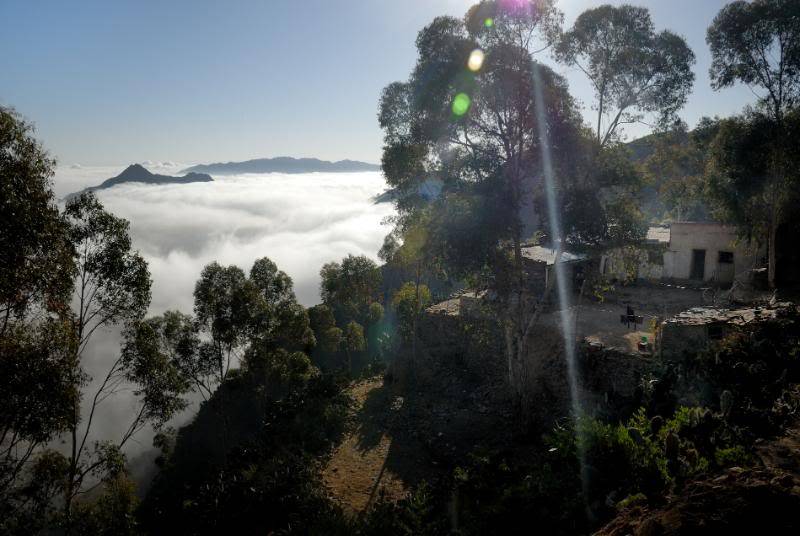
[0, 107, 74, 325]
[555, 4, 696, 146]
[707, 0, 800, 123]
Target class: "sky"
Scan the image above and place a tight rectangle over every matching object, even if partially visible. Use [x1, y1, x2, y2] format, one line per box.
[0, 0, 754, 166]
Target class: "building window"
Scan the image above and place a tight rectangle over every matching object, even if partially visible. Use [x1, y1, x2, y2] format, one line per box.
[718, 251, 734, 264]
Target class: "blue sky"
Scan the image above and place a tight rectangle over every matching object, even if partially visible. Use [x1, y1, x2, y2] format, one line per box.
[0, 0, 754, 166]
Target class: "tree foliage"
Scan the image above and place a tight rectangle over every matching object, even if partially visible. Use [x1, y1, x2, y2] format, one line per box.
[639, 118, 720, 221]
[392, 282, 432, 341]
[465, 0, 562, 54]
[555, 4, 696, 146]
[320, 254, 382, 325]
[706, 109, 800, 252]
[706, 0, 800, 286]
[707, 0, 800, 123]
[379, 7, 589, 277]
[0, 107, 74, 326]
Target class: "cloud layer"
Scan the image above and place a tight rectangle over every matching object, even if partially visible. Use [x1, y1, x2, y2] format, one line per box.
[52, 165, 394, 472]
[55, 166, 395, 310]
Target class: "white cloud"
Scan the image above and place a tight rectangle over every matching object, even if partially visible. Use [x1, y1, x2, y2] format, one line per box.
[90, 171, 393, 309]
[51, 167, 394, 472]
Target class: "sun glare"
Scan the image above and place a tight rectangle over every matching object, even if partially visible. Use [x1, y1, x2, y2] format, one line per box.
[467, 49, 485, 72]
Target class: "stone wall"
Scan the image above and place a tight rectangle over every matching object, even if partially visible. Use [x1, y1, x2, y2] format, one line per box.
[416, 304, 658, 427]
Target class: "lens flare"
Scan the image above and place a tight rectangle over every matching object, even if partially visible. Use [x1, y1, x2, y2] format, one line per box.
[467, 49, 485, 72]
[532, 61, 590, 517]
[452, 93, 471, 116]
[484, 17, 494, 28]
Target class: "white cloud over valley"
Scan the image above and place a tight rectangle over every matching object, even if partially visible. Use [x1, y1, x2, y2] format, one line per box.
[52, 165, 395, 471]
[55, 166, 395, 310]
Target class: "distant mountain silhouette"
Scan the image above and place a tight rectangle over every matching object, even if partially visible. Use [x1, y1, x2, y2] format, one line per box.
[65, 164, 213, 200]
[181, 157, 380, 175]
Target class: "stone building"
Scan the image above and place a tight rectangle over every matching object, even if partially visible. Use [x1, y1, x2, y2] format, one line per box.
[663, 222, 761, 285]
[601, 222, 763, 286]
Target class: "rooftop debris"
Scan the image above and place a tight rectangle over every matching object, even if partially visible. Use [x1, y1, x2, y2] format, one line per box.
[665, 302, 795, 326]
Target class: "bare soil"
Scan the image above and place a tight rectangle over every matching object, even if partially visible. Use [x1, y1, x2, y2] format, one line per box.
[322, 377, 435, 516]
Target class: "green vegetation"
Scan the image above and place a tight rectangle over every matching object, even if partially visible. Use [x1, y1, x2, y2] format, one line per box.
[3, 1, 800, 534]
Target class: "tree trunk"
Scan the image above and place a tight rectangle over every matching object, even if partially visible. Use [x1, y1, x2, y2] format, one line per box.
[768, 213, 777, 289]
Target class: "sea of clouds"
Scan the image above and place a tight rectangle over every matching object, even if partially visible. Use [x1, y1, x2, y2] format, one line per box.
[52, 163, 394, 479]
[54, 163, 395, 310]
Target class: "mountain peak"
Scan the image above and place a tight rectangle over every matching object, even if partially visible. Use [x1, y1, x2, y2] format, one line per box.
[116, 163, 153, 180]
[64, 164, 213, 201]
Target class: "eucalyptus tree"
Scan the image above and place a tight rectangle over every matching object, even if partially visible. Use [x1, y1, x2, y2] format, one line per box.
[0, 107, 76, 521]
[0, 107, 74, 332]
[708, 0, 800, 125]
[191, 257, 313, 388]
[1, 110, 181, 530]
[552, 4, 694, 262]
[555, 4, 696, 147]
[380, 12, 586, 274]
[378, 4, 590, 405]
[249, 257, 314, 353]
[193, 262, 255, 386]
[707, 0, 800, 287]
[308, 304, 343, 354]
[465, 0, 563, 54]
[62, 192, 189, 520]
[391, 282, 432, 343]
[121, 311, 205, 397]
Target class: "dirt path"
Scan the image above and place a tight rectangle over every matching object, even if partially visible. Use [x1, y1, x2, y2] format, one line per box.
[322, 377, 423, 516]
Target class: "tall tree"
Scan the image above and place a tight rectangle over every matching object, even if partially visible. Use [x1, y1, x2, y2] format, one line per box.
[0, 107, 76, 525]
[707, 0, 800, 286]
[0, 107, 74, 332]
[307, 304, 343, 354]
[62, 192, 186, 521]
[555, 4, 696, 147]
[378, 4, 593, 407]
[193, 262, 255, 386]
[343, 320, 366, 375]
[392, 282, 432, 343]
[190, 257, 313, 391]
[706, 108, 800, 285]
[1, 111, 186, 532]
[708, 0, 800, 125]
[465, 0, 563, 54]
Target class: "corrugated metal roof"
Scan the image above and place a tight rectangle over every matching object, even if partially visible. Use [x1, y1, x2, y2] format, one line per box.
[646, 226, 670, 243]
[520, 246, 586, 265]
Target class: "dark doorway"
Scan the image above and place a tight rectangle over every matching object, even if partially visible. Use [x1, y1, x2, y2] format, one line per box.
[690, 249, 706, 280]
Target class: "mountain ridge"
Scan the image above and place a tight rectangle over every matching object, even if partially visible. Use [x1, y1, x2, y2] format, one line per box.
[181, 156, 380, 175]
